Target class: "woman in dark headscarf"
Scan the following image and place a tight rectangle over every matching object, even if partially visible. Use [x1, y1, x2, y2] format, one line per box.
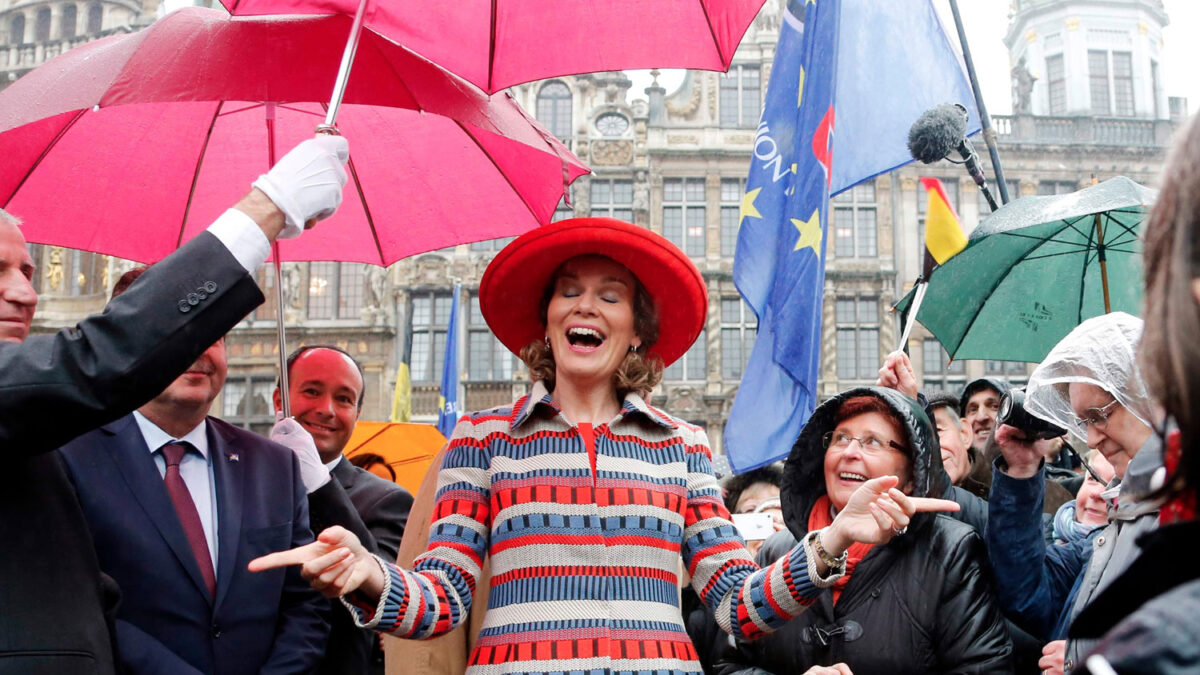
[718, 387, 1012, 674]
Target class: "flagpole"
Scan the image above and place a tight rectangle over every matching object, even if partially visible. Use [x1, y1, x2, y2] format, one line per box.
[948, 0, 1010, 205]
[897, 278, 929, 353]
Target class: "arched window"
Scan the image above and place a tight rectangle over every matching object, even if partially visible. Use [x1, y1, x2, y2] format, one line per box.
[34, 7, 50, 42]
[61, 4, 76, 39]
[536, 81, 572, 140]
[8, 14, 25, 45]
[86, 3, 102, 34]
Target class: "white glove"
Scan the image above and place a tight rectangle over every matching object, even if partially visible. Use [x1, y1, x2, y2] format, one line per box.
[270, 415, 331, 493]
[252, 135, 350, 239]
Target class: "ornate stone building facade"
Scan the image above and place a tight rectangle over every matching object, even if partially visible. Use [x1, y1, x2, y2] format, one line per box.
[1, 0, 153, 87]
[14, 0, 1183, 455]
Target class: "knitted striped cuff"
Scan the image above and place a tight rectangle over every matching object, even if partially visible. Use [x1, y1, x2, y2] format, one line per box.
[340, 554, 393, 630]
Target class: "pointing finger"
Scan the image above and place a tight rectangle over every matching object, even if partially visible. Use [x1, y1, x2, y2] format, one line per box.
[908, 497, 961, 513]
[248, 540, 327, 572]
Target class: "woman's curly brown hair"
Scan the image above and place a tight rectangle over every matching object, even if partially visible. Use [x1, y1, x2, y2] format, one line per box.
[519, 256, 664, 399]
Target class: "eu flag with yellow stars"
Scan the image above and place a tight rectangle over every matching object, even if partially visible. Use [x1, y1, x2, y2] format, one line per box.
[725, 0, 979, 473]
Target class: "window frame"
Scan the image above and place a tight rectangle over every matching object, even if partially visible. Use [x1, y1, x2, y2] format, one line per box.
[662, 177, 707, 258]
[719, 64, 762, 129]
[834, 296, 880, 382]
[536, 80, 573, 140]
[832, 182, 878, 259]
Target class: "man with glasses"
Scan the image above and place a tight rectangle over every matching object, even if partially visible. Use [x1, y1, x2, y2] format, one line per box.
[983, 313, 1161, 675]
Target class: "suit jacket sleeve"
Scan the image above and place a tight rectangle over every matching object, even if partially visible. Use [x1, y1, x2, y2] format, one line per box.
[362, 486, 413, 563]
[308, 479, 382, 555]
[260, 457, 331, 675]
[0, 232, 263, 456]
[308, 466, 414, 563]
[115, 619, 205, 675]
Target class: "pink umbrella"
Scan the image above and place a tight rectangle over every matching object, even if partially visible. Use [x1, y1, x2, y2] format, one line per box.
[219, 0, 769, 93]
[0, 8, 588, 265]
[0, 7, 588, 412]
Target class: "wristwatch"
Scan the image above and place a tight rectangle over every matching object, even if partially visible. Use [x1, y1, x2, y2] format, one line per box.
[811, 529, 848, 571]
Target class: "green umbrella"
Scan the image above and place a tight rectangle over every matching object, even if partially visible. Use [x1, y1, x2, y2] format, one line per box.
[894, 176, 1155, 363]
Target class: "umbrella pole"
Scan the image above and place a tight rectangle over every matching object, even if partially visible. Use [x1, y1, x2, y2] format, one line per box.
[320, 0, 369, 129]
[897, 279, 929, 353]
[1094, 212, 1113, 313]
[266, 102, 291, 417]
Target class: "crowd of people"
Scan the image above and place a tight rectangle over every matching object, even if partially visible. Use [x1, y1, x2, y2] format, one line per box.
[4, 114, 1200, 675]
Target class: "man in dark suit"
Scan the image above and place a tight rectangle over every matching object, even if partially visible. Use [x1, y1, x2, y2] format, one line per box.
[272, 345, 414, 675]
[0, 136, 348, 675]
[59, 268, 329, 674]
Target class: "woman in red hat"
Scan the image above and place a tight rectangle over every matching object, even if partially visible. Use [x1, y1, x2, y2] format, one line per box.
[252, 218, 958, 675]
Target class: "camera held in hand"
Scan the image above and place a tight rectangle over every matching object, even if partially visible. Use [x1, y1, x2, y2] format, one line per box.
[998, 389, 1067, 440]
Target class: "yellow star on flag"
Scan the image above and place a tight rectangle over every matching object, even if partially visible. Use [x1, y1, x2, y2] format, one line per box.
[739, 187, 762, 224]
[791, 209, 822, 257]
[797, 66, 806, 108]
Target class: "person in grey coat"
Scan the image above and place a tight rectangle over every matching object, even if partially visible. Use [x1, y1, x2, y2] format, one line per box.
[987, 312, 1161, 674]
[1065, 107, 1200, 675]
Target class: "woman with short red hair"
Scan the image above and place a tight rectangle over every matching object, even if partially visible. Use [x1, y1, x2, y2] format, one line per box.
[718, 387, 1013, 674]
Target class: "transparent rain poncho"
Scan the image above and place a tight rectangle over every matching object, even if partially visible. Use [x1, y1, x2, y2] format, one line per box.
[1024, 311, 1157, 444]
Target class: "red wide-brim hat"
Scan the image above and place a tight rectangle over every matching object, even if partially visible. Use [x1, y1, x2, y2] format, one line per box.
[479, 217, 708, 367]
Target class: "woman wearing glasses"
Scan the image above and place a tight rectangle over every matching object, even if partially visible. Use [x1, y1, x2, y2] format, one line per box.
[717, 387, 1013, 674]
[985, 311, 1161, 675]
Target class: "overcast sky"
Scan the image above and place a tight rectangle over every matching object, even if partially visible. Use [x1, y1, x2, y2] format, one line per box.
[629, 0, 1200, 115]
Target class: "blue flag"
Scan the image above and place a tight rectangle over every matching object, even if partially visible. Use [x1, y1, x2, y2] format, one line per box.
[725, 0, 979, 473]
[437, 284, 462, 437]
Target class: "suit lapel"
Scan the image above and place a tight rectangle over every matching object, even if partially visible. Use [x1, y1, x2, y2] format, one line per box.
[332, 456, 356, 493]
[210, 419, 244, 610]
[104, 415, 213, 604]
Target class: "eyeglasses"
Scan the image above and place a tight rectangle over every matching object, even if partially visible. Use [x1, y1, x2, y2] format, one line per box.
[822, 431, 906, 454]
[1071, 399, 1121, 434]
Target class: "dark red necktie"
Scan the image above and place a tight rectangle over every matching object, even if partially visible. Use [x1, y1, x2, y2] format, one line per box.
[161, 441, 217, 597]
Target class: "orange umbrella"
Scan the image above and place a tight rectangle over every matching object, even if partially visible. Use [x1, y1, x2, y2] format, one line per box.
[343, 422, 446, 496]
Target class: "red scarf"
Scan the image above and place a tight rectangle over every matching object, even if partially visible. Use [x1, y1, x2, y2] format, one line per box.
[1161, 429, 1197, 525]
[807, 494, 874, 605]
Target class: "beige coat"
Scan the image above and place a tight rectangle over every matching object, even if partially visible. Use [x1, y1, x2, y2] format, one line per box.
[384, 444, 490, 675]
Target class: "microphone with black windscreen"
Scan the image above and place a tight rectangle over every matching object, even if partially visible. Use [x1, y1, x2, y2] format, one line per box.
[908, 103, 998, 212]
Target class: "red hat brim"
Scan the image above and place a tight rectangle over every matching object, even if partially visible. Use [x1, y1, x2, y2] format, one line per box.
[479, 218, 708, 367]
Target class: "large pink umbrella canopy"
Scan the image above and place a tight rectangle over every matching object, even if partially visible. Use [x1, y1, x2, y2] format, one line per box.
[0, 8, 589, 265]
[218, 0, 769, 93]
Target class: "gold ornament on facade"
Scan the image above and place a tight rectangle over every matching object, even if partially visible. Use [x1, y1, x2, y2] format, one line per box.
[591, 140, 633, 166]
[665, 79, 702, 118]
[1066, 18, 1080, 31]
[46, 247, 64, 291]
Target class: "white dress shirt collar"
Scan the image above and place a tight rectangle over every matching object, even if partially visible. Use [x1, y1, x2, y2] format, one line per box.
[133, 410, 210, 458]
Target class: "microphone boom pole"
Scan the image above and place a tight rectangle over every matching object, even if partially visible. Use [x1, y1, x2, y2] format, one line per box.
[948, 0, 1010, 207]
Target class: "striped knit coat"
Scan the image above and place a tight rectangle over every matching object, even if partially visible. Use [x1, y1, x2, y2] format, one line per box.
[349, 382, 821, 675]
